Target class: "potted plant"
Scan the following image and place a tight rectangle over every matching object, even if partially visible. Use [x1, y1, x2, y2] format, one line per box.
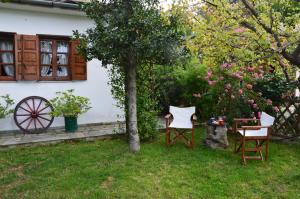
[0, 94, 14, 119]
[50, 89, 91, 132]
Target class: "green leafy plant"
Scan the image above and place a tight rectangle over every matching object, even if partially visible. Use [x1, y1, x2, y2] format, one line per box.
[50, 90, 91, 117]
[0, 95, 14, 119]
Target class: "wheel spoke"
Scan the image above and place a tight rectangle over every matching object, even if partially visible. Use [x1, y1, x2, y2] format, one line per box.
[19, 106, 31, 113]
[36, 99, 43, 113]
[38, 115, 51, 122]
[25, 118, 33, 130]
[32, 98, 36, 112]
[24, 100, 34, 112]
[16, 114, 31, 116]
[38, 105, 50, 114]
[19, 116, 32, 126]
[39, 113, 50, 115]
[33, 118, 37, 129]
[36, 117, 45, 128]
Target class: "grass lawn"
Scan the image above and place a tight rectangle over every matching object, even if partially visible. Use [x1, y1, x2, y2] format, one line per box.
[1, 129, 300, 199]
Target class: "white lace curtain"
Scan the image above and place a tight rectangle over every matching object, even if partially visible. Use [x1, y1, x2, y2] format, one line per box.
[40, 41, 68, 77]
[0, 40, 14, 76]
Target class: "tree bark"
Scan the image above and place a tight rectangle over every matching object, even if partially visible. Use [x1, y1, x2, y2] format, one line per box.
[123, 0, 140, 152]
[125, 60, 140, 152]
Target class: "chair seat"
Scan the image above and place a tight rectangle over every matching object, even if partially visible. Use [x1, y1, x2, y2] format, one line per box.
[169, 121, 193, 129]
[238, 129, 267, 137]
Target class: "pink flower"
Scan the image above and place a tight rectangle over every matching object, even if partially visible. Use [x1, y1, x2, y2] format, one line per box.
[232, 72, 243, 80]
[239, 89, 243, 95]
[249, 99, 255, 104]
[252, 73, 259, 79]
[225, 83, 232, 90]
[220, 63, 233, 70]
[273, 106, 280, 112]
[207, 69, 213, 77]
[266, 99, 272, 105]
[220, 63, 227, 70]
[234, 27, 245, 33]
[247, 66, 255, 72]
[208, 80, 217, 85]
[246, 84, 253, 89]
[225, 89, 229, 93]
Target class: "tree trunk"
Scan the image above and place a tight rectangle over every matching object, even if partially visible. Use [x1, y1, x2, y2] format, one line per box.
[125, 60, 140, 152]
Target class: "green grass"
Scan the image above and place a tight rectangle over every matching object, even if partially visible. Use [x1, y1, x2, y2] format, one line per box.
[1, 129, 300, 199]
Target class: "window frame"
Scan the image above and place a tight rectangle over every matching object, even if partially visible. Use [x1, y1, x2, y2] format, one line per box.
[0, 32, 16, 81]
[39, 35, 71, 81]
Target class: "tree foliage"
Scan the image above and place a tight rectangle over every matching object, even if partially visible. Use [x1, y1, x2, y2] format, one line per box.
[189, 0, 300, 80]
[74, 0, 185, 145]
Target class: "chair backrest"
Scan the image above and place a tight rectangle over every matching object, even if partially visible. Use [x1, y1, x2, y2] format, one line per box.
[169, 106, 195, 126]
[260, 112, 275, 126]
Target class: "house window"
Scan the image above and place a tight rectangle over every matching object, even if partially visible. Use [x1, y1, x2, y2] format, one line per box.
[40, 38, 70, 80]
[0, 33, 15, 80]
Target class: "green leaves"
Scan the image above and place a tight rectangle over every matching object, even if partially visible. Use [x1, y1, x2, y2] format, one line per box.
[49, 89, 91, 117]
[73, 0, 185, 68]
[0, 95, 14, 119]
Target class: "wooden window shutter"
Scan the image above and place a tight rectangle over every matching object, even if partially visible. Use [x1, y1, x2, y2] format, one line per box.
[70, 40, 87, 80]
[15, 34, 39, 81]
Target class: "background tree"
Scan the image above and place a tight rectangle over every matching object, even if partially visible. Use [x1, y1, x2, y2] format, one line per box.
[189, 0, 300, 84]
[74, 0, 184, 152]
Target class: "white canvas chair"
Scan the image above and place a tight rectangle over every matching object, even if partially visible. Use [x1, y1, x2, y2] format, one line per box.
[165, 106, 196, 148]
[233, 112, 275, 164]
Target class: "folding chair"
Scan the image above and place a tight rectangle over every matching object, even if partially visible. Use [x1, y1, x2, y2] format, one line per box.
[233, 112, 275, 164]
[165, 106, 197, 148]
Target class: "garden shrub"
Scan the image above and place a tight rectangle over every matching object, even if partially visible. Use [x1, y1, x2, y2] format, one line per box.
[136, 66, 159, 141]
[155, 57, 285, 125]
[253, 73, 296, 105]
[109, 64, 159, 141]
[0, 95, 14, 119]
[155, 57, 212, 120]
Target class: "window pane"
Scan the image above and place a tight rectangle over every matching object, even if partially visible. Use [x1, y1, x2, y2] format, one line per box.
[41, 66, 53, 77]
[57, 66, 68, 77]
[0, 40, 13, 51]
[57, 53, 68, 65]
[2, 65, 14, 76]
[41, 53, 52, 65]
[1, 52, 14, 63]
[40, 41, 52, 52]
[57, 41, 69, 53]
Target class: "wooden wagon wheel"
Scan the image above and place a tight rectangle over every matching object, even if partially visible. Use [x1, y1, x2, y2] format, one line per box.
[14, 96, 54, 133]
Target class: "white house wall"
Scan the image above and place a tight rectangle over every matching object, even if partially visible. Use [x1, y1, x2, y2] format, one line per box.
[0, 5, 124, 131]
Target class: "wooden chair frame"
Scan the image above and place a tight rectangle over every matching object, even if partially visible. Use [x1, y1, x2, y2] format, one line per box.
[165, 113, 197, 148]
[233, 118, 273, 164]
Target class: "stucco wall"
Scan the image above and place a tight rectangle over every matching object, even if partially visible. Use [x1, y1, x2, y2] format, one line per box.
[0, 5, 124, 131]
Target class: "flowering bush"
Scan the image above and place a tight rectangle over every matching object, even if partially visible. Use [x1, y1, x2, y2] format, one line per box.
[196, 63, 285, 124]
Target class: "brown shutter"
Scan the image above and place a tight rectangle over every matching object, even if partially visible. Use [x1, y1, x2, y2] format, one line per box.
[15, 34, 39, 81]
[70, 40, 87, 80]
